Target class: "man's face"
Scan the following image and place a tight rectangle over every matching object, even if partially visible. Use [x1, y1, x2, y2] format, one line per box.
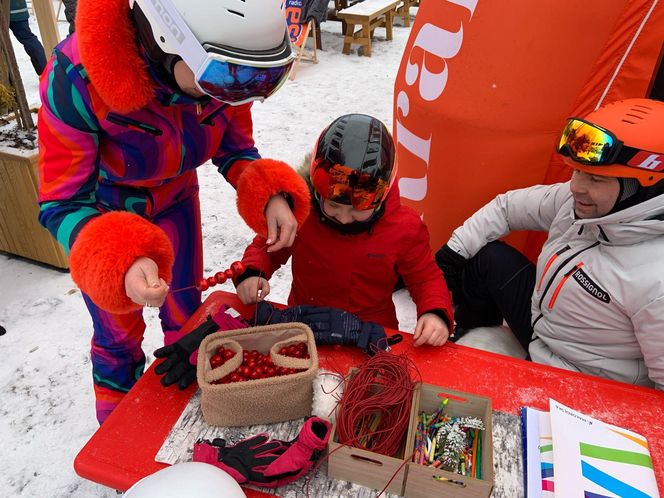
[569, 169, 621, 218]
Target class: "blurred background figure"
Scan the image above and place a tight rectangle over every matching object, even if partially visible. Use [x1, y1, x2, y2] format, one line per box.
[62, 0, 77, 33]
[9, 0, 47, 74]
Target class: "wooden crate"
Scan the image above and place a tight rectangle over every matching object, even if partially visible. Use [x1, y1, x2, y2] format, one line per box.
[0, 147, 69, 269]
[327, 371, 419, 495]
[404, 383, 494, 498]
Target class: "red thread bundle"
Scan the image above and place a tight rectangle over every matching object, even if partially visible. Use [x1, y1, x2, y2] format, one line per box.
[335, 351, 420, 457]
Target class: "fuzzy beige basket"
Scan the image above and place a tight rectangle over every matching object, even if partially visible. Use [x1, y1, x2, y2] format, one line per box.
[197, 322, 318, 427]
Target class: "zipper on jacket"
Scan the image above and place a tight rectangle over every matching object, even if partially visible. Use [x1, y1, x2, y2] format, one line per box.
[106, 113, 163, 136]
[536, 241, 600, 311]
[547, 262, 583, 310]
[200, 104, 228, 126]
[196, 103, 202, 115]
[536, 245, 570, 291]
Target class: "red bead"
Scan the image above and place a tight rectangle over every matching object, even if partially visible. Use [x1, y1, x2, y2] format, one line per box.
[196, 278, 209, 291]
[214, 272, 227, 284]
[224, 269, 234, 279]
[230, 261, 245, 277]
[206, 276, 217, 287]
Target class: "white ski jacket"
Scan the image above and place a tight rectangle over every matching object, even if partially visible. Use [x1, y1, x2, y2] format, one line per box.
[447, 182, 664, 389]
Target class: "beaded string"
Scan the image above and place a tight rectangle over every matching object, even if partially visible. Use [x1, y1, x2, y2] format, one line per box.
[170, 261, 246, 294]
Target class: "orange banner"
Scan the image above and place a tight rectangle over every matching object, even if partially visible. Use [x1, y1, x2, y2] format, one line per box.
[394, 0, 663, 254]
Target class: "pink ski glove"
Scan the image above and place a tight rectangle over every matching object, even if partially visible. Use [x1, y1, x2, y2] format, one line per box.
[256, 417, 332, 487]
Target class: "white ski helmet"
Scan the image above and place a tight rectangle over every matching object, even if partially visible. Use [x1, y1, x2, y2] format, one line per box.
[130, 0, 294, 104]
[123, 462, 246, 497]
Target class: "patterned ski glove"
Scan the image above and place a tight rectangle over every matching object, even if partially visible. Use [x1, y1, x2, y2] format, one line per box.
[193, 434, 290, 485]
[252, 302, 388, 355]
[154, 315, 219, 389]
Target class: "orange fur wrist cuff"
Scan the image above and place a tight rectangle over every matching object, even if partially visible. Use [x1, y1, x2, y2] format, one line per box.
[236, 159, 310, 237]
[70, 211, 174, 314]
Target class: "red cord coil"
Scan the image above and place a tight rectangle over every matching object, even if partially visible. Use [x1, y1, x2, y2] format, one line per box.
[335, 351, 420, 457]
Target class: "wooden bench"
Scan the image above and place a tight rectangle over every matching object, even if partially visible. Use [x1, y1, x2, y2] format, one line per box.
[337, 0, 401, 57]
[394, 0, 415, 27]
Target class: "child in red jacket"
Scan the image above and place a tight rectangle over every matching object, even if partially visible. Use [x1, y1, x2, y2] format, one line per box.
[235, 114, 453, 347]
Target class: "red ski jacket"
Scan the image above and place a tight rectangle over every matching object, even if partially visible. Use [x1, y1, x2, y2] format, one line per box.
[241, 190, 453, 330]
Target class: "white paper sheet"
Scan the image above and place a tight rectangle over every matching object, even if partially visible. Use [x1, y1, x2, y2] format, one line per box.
[550, 399, 659, 498]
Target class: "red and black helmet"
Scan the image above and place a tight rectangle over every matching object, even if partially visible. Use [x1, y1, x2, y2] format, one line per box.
[310, 114, 397, 211]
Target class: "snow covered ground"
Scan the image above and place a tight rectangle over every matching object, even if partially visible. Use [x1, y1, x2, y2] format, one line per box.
[1, 6, 521, 496]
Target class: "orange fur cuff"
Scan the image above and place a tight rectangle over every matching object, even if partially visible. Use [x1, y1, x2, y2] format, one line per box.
[69, 212, 174, 314]
[236, 159, 311, 237]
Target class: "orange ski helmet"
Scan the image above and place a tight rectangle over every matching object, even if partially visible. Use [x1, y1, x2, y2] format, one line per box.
[557, 98, 664, 186]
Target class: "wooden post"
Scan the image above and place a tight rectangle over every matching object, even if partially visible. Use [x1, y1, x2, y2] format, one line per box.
[31, 0, 59, 55]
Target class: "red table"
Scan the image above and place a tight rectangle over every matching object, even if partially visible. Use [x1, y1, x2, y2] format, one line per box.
[74, 291, 664, 496]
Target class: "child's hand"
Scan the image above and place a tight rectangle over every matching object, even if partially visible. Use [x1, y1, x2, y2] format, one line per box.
[124, 256, 169, 308]
[236, 276, 270, 304]
[413, 313, 449, 347]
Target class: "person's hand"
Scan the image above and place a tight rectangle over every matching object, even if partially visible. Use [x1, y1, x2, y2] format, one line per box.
[264, 194, 297, 253]
[236, 276, 270, 304]
[413, 313, 449, 347]
[124, 257, 169, 307]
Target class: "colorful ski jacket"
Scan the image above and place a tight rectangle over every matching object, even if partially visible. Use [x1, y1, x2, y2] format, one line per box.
[447, 182, 664, 389]
[37, 33, 259, 253]
[240, 188, 454, 330]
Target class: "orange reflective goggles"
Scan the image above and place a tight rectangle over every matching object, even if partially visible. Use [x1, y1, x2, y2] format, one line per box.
[311, 160, 389, 211]
[557, 118, 644, 166]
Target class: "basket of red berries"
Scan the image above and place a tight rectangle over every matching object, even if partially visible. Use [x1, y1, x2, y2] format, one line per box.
[197, 322, 318, 426]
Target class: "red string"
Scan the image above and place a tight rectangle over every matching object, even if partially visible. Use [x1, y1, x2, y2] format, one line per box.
[335, 351, 420, 458]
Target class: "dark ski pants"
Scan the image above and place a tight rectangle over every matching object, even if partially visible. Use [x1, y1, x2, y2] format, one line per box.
[10, 20, 47, 75]
[455, 241, 536, 351]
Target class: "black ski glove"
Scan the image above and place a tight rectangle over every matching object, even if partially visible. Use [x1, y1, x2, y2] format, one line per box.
[435, 244, 468, 298]
[193, 434, 290, 485]
[253, 302, 387, 355]
[153, 315, 219, 389]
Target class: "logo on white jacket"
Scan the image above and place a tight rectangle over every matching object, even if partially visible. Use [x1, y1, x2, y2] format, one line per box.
[572, 268, 610, 303]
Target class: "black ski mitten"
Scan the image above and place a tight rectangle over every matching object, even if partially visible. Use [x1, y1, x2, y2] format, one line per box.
[252, 302, 387, 355]
[154, 315, 219, 389]
[435, 244, 468, 298]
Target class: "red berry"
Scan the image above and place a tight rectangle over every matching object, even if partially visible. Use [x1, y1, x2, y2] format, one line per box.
[196, 278, 209, 291]
[265, 367, 277, 378]
[239, 366, 251, 378]
[206, 276, 217, 287]
[230, 261, 245, 277]
[210, 354, 224, 369]
[224, 269, 234, 279]
[229, 373, 242, 383]
[214, 272, 227, 284]
[222, 349, 235, 361]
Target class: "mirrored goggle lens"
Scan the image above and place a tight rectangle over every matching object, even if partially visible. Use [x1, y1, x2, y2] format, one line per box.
[312, 161, 387, 210]
[557, 118, 615, 164]
[197, 59, 292, 104]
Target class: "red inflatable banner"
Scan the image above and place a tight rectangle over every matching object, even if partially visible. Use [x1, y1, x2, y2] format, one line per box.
[394, 0, 663, 254]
